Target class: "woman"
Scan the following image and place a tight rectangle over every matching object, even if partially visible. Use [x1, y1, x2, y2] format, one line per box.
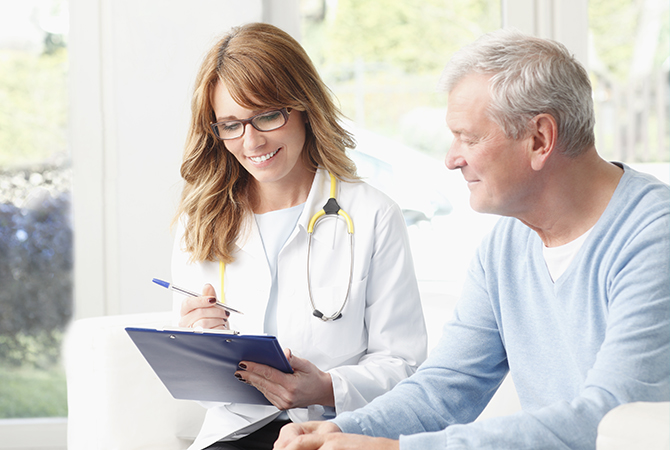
[171, 22, 427, 450]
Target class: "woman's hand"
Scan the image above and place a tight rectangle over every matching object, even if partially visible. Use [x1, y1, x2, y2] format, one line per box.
[178, 283, 230, 330]
[273, 421, 399, 450]
[235, 349, 334, 410]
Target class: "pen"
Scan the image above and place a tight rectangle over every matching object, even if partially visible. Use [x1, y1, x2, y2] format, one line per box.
[152, 278, 243, 315]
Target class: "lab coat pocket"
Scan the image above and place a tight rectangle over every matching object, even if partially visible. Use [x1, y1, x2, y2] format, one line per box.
[307, 278, 367, 362]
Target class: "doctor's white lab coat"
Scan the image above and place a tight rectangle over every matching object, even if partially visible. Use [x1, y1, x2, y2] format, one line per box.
[171, 169, 427, 449]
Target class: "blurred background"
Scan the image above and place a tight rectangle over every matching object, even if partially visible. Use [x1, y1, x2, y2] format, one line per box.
[0, 0, 667, 448]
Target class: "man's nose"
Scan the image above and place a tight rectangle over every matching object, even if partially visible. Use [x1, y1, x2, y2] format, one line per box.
[445, 140, 465, 170]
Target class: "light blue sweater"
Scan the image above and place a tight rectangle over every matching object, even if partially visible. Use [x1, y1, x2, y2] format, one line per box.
[333, 164, 670, 449]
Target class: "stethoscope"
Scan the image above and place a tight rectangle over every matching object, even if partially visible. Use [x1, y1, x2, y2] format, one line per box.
[218, 172, 354, 322]
[306, 172, 354, 321]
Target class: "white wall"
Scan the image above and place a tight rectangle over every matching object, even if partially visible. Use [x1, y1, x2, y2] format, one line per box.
[70, 0, 301, 319]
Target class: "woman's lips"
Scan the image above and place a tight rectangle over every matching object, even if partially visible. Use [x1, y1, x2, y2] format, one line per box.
[249, 148, 280, 163]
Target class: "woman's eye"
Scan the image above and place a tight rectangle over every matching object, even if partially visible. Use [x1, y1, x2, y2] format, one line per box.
[257, 111, 281, 123]
[221, 122, 242, 132]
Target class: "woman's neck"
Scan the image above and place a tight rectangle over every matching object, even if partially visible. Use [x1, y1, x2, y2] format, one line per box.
[251, 168, 315, 214]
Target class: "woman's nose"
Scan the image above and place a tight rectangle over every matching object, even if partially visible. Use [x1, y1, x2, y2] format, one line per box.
[242, 123, 265, 150]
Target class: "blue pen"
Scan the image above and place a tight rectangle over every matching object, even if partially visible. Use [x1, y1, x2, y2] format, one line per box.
[152, 278, 243, 315]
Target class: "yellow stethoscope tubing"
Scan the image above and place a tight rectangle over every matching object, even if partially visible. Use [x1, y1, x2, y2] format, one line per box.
[219, 258, 225, 304]
[217, 173, 354, 321]
[306, 173, 354, 321]
[307, 174, 354, 234]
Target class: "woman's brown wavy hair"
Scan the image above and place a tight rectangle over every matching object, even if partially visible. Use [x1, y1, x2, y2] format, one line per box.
[174, 22, 358, 263]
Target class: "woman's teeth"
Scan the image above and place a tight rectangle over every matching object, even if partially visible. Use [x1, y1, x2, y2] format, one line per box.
[250, 149, 279, 163]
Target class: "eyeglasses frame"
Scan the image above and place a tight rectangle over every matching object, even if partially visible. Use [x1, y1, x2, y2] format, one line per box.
[210, 107, 292, 140]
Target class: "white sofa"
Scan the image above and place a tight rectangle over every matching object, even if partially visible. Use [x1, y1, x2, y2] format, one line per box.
[64, 309, 669, 449]
[596, 401, 670, 450]
[64, 311, 205, 450]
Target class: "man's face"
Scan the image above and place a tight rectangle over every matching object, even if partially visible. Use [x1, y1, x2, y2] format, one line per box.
[445, 74, 536, 217]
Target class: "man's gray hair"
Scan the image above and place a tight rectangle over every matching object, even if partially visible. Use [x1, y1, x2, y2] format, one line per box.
[438, 29, 595, 157]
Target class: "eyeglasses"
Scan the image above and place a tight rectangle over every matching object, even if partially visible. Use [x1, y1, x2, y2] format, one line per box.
[210, 107, 292, 140]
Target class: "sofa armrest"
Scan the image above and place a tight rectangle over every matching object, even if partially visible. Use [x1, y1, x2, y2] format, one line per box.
[64, 312, 206, 450]
[597, 402, 670, 450]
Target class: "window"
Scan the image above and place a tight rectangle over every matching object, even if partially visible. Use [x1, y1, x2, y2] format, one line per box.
[589, 0, 669, 164]
[0, 0, 70, 444]
[300, 0, 503, 345]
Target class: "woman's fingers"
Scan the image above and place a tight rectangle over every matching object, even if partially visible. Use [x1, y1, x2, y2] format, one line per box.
[178, 283, 230, 329]
[235, 350, 334, 409]
[191, 317, 229, 330]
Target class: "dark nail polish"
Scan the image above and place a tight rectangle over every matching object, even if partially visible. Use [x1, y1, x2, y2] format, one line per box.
[208, 298, 216, 304]
[234, 373, 245, 382]
[238, 363, 247, 370]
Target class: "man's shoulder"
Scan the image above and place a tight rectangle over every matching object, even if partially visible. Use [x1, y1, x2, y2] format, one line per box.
[610, 165, 670, 227]
[619, 164, 670, 203]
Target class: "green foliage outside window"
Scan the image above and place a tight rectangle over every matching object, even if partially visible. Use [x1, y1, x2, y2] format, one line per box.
[0, 47, 68, 167]
[301, 0, 501, 157]
[305, 0, 500, 75]
[0, 27, 70, 418]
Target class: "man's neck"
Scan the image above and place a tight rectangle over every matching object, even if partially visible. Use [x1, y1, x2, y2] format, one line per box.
[519, 149, 624, 248]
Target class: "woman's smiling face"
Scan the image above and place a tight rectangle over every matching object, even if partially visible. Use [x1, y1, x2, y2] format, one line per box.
[212, 81, 309, 189]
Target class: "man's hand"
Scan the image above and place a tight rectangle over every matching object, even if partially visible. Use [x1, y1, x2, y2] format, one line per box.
[273, 421, 399, 450]
[274, 421, 340, 449]
[235, 349, 335, 410]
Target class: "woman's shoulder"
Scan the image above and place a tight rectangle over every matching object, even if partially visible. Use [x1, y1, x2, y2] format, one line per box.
[339, 178, 399, 211]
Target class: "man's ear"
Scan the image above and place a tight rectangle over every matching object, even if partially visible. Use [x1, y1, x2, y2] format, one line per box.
[528, 114, 558, 171]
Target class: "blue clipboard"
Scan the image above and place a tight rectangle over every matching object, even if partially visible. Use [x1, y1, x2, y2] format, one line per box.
[125, 327, 293, 405]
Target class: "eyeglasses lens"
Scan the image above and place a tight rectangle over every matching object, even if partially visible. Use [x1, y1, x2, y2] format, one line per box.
[214, 109, 287, 140]
[253, 110, 286, 131]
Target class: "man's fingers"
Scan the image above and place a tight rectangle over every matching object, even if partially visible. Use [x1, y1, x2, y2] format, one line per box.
[274, 422, 340, 450]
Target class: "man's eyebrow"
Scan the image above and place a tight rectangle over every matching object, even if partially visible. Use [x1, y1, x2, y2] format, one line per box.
[449, 128, 470, 137]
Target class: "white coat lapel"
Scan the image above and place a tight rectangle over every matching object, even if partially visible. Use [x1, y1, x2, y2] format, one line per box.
[226, 216, 271, 333]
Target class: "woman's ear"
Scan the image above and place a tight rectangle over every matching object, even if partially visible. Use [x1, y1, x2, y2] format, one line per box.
[528, 113, 558, 171]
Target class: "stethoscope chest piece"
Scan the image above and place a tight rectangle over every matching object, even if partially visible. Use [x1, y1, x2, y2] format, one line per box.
[306, 173, 354, 322]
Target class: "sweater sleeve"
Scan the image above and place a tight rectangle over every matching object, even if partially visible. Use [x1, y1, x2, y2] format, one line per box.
[334, 205, 670, 449]
[422, 208, 670, 450]
[331, 243, 510, 442]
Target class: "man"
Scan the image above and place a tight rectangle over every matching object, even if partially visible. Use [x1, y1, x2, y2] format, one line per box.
[273, 29, 670, 450]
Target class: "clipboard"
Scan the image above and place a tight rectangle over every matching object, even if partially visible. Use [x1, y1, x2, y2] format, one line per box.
[125, 327, 293, 405]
